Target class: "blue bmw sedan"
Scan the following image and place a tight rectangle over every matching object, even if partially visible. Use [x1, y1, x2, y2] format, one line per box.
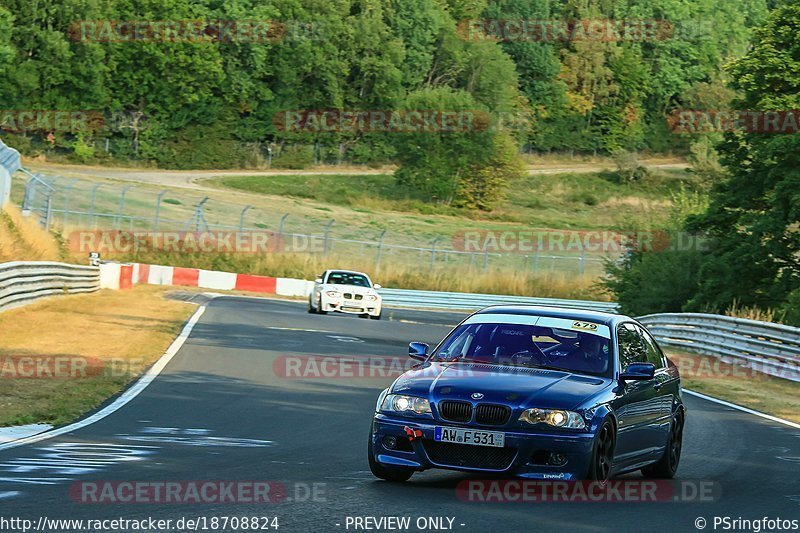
[368, 306, 684, 482]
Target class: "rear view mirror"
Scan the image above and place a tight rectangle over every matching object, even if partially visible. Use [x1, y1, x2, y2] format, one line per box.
[408, 342, 429, 361]
[373, 284, 382, 289]
[621, 362, 655, 381]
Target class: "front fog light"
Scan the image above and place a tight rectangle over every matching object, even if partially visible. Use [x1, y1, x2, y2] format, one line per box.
[519, 408, 585, 429]
[381, 394, 432, 416]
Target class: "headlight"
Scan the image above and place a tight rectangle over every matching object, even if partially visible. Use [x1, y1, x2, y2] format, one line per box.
[519, 408, 585, 429]
[364, 294, 379, 301]
[325, 291, 341, 297]
[381, 394, 432, 416]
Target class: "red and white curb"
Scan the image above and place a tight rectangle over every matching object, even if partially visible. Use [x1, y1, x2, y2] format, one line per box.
[99, 263, 313, 297]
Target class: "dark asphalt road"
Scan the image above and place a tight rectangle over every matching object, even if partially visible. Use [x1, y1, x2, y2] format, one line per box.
[0, 297, 798, 532]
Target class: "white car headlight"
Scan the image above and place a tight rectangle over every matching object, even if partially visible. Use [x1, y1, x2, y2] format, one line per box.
[381, 394, 432, 416]
[364, 294, 379, 301]
[519, 408, 585, 429]
[325, 290, 341, 297]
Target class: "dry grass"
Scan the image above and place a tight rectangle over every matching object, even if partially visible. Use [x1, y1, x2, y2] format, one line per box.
[103, 248, 610, 301]
[724, 300, 783, 324]
[0, 204, 62, 262]
[0, 286, 194, 426]
[667, 350, 800, 423]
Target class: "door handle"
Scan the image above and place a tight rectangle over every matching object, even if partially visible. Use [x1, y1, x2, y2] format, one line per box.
[653, 382, 663, 391]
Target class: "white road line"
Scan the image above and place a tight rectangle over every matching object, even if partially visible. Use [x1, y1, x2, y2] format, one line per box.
[0, 305, 208, 452]
[684, 389, 800, 430]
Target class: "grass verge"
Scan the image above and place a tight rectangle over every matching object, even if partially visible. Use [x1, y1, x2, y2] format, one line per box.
[108, 249, 610, 301]
[668, 350, 800, 424]
[212, 168, 701, 230]
[0, 286, 195, 427]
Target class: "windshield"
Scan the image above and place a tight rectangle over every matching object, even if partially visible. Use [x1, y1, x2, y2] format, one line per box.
[326, 272, 371, 287]
[432, 322, 611, 377]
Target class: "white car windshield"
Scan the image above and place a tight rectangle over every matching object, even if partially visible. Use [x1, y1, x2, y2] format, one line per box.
[432, 323, 611, 377]
[326, 272, 371, 287]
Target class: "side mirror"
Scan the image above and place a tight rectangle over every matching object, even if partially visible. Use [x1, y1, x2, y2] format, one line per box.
[315, 278, 323, 284]
[408, 342, 429, 361]
[373, 284, 382, 289]
[621, 362, 655, 382]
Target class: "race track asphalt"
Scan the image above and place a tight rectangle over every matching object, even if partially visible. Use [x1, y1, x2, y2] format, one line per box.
[0, 297, 797, 532]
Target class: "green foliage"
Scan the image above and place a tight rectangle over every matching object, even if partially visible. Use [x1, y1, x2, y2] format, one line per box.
[0, 0, 770, 165]
[602, 249, 705, 316]
[392, 87, 522, 209]
[605, 2, 799, 319]
[685, 2, 800, 313]
[272, 145, 314, 169]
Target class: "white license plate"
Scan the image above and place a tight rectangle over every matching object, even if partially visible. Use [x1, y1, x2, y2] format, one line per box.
[434, 427, 505, 448]
[342, 306, 362, 312]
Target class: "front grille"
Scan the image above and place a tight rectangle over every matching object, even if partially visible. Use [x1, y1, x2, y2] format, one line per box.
[422, 440, 516, 470]
[475, 404, 511, 426]
[439, 401, 472, 422]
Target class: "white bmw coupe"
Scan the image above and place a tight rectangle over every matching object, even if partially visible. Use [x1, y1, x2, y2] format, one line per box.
[308, 269, 383, 320]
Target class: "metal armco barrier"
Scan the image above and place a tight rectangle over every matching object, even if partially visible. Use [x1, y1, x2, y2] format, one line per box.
[638, 313, 800, 382]
[378, 288, 619, 313]
[0, 261, 100, 312]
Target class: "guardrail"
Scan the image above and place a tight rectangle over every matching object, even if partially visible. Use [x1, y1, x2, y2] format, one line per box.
[378, 288, 619, 313]
[0, 261, 100, 312]
[379, 289, 799, 382]
[638, 313, 800, 382]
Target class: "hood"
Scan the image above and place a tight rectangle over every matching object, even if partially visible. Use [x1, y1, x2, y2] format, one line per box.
[390, 362, 611, 411]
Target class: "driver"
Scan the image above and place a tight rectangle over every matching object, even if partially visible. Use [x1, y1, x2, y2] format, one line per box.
[568, 334, 609, 374]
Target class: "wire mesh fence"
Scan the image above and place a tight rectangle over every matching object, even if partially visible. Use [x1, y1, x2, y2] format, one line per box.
[18, 173, 611, 276]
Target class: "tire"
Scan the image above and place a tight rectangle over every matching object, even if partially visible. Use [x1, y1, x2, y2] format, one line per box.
[307, 298, 317, 314]
[641, 410, 684, 479]
[367, 431, 414, 482]
[587, 419, 615, 482]
[317, 296, 327, 315]
[369, 312, 382, 320]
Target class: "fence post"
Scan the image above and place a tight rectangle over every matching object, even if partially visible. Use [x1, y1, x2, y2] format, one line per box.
[154, 190, 167, 231]
[89, 184, 103, 229]
[430, 237, 441, 272]
[62, 181, 77, 229]
[44, 194, 53, 230]
[376, 229, 387, 269]
[238, 205, 252, 232]
[322, 220, 335, 255]
[115, 185, 134, 230]
[277, 213, 289, 250]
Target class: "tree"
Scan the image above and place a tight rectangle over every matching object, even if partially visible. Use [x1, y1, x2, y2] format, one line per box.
[685, 2, 800, 318]
[393, 87, 522, 209]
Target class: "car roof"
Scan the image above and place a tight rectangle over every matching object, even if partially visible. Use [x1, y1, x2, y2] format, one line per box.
[473, 305, 631, 328]
[326, 270, 370, 276]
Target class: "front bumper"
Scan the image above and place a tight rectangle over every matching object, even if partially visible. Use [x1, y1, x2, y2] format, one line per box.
[371, 414, 596, 480]
[322, 297, 381, 316]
